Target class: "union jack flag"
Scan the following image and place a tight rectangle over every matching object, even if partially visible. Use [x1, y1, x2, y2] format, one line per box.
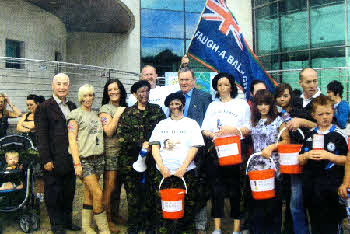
[202, 0, 243, 51]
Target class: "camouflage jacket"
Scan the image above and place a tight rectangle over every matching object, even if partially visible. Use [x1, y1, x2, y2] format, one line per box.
[116, 103, 166, 173]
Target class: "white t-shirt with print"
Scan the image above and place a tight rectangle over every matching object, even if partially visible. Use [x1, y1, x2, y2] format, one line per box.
[201, 98, 251, 137]
[149, 117, 204, 174]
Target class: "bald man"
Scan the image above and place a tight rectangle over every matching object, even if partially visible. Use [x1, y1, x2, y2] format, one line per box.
[128, 65, 178, 112]
[35, 73, 80, 234]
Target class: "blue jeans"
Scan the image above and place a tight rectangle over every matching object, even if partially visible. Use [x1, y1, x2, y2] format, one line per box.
[290, 174, 310, 234]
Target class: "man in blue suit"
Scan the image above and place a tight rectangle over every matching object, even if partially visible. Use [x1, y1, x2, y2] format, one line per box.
[178, 67, 212, 233]
[178, 67, 212, 126]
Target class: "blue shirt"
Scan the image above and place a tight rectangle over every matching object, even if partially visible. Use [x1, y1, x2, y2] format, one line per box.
[183, 89, 193, 117]
[334, 100, 349, 129]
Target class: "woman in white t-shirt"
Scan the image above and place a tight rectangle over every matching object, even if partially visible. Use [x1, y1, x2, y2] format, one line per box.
[201, 72, 251, 234]
[150, 93, 205, 233]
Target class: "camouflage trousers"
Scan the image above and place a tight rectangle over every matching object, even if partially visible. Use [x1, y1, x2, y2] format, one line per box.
[120, 168, 158, 233]
[154, 169, 206, 234]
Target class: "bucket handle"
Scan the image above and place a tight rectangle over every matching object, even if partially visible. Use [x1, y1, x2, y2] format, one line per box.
[246, 152, 276, 175]
[276, 126, 304, 146]
[159, 177, 188, 194]
[213, 127, 243, 142]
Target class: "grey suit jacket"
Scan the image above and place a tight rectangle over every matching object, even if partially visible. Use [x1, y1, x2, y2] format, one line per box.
[183, 88, 212, 127]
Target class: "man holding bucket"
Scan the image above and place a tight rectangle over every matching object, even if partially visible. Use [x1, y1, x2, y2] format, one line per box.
[149, 92, 205, 233]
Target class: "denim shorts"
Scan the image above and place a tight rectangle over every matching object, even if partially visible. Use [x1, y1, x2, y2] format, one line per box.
[81, 155, 105, 178]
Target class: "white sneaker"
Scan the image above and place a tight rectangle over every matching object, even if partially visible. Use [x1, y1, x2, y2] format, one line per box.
[212, 230, 222, 234]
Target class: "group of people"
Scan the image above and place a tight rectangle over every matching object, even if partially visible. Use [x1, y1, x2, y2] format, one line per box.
[1, 64, 350, 234]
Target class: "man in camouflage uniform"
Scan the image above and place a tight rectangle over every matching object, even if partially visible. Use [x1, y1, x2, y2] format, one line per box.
[116, 80, 165, 233]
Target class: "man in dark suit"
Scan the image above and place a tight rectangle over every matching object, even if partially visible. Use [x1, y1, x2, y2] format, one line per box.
[178, 67, 212, 233]
[35, 73, 80, 234]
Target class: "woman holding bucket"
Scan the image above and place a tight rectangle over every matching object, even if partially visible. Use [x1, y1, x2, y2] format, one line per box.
[149, 92, 205, 233]
[201, 72, 251, 234]
[247, 89, 290, 233]
[275, 83, 314, 234]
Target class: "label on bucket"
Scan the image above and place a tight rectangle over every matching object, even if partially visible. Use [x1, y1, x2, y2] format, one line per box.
[216, 143, 239, 158]
[250, 178, 275, 192]
[279, 152, 299, 166]
[161, 200, 183, 212]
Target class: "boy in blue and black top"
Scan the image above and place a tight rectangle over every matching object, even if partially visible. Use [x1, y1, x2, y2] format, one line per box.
[299, 95, 348, 234]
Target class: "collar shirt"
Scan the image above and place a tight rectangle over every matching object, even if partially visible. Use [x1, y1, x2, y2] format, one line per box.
[300, 88, 321, 108]
[183, 88, 194, 117]
[53, 94, 70, 119]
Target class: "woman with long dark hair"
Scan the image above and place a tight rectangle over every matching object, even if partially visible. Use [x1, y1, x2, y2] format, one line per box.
[99, 79, 127, 232]
[16, 94, 45, 146]
[201, 72, 251, 234]
[275, 83, 315, 234]
[248, 89, 290, 233]
[16, 94, 45, 201]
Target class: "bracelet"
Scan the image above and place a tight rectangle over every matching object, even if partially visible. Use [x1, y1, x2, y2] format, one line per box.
[74, 162, 81, 167]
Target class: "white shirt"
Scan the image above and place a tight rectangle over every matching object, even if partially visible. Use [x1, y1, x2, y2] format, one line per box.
[53, 94, 70, 119]
[149, 117, 204, 174]
[300, 88, 321, 108]
[201, 98, 251, 138]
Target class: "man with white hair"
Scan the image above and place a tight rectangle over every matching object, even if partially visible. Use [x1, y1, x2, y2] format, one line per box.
[35, 73, 80, 234]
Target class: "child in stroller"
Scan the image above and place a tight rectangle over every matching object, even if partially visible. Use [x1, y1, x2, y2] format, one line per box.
[0, 134, 40, 233]
[0, 151, 23, 191]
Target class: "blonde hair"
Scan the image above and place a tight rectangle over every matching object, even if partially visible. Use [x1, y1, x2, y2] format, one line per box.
[5, 151, 19, 160]
[78, 84, 95, 104]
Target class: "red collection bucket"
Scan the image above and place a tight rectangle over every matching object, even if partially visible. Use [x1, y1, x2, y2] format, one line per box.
[214, 131, 242, 166]
[278, 144, 302, 174]
[159, 177, 187, 219]
[277, 127, 304, 174]
[246, 153, 276, 200]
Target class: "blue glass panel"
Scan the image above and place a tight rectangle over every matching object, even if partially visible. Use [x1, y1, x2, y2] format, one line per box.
[280, 1, 308, 51]
[141, 38, 185, 57]
[141, 0, 184, 11]
[310, 3, 345, 48]
[185, 12, 201, 39]
[255, 3, 279, 55]
[141, 9, 184, 38]
[185, 0, 206, 13]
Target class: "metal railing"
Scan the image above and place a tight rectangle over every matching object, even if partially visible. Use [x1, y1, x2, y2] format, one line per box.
[0, 57, 140, 111]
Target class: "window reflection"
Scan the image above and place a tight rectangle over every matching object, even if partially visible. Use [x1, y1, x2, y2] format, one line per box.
[141, 9, 184, 38]
[310, 3, 345, 48]
[141, 38, 184, 76]
[141, 0, 184, 11]
[280, 1, 308, 51]
[255, 3, 278, 55]
[253, 0, 347, 75]
[185, 0, 206, 12]
[185, 13, 201, 39]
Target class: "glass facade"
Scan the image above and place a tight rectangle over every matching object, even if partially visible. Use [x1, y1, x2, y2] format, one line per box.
[140, 0, 207, 76]
[253, 0, 347, 93]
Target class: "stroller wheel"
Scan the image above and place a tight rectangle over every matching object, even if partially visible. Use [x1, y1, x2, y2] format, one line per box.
[19, 214, 31, 233]
[31, 214, 40, 231]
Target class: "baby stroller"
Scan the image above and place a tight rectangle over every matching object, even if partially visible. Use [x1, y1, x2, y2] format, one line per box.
[0, 134, 40, 233]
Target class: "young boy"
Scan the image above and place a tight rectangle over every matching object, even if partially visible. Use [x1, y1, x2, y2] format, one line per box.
[298, 96, 348, 233]
[0, 151, 23, 190]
